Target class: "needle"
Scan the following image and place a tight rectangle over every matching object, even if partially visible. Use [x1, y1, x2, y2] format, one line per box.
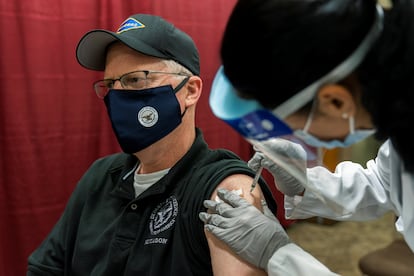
[250, 166, 263, 193]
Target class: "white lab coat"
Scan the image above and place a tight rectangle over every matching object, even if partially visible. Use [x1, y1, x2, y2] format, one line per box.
[268, 139, 414, 275]
[268, 243, 340, 275]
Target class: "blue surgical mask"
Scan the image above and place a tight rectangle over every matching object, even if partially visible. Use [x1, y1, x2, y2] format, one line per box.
[294, 106, 375, 149]
[104, 79, 188, 153]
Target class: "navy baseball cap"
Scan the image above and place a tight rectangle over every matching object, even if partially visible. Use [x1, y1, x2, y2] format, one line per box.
[76, 14, 200, 75]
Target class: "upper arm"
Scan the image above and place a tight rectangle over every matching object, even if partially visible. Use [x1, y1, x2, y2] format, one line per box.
[205, 173, 268, 276]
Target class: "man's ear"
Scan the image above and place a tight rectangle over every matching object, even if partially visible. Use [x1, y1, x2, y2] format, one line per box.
[316, 84, 356, 118]
[184, 76, 202, 106]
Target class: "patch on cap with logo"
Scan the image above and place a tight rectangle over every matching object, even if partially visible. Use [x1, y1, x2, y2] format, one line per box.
[117, 17, 145, 33]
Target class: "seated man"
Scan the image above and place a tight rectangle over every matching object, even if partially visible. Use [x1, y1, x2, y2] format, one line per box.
[27, 14, 276, 275]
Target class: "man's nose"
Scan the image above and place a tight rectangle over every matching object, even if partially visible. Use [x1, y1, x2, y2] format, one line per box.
[113, 79, 123, 89]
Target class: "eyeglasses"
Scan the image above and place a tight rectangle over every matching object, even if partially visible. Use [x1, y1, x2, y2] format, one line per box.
[93, 70, 190, 98]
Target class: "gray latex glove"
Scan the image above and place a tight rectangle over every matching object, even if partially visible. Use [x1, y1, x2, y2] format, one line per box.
[199, 188, 291, 270]
[248, 138, 307, 197]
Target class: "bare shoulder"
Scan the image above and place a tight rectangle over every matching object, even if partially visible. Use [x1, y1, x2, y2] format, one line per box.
[211, 173, 265, 210]
[204, 173, 268, 275]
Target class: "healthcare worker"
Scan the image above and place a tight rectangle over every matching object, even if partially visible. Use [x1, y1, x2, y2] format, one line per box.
[199, 0, 414, 275]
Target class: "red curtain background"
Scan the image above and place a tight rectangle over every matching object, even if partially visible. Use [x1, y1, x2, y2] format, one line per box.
[0, 1, 290, 275]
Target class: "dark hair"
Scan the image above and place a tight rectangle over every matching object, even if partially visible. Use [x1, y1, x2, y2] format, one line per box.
[221, 0, 414, 172]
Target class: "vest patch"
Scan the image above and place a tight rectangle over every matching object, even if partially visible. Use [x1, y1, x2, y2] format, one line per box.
[149, 195, 178, 236]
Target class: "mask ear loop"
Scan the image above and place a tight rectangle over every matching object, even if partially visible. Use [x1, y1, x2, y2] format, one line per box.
[173, 76, 190, 93]
[348, 115, 355, 134]
[173, 76, 191, 117]
[342, 112, 355, 134]
[303, 99, 318, 133]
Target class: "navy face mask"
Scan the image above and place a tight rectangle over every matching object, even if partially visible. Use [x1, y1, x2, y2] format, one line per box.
[104, 79, 188, 153]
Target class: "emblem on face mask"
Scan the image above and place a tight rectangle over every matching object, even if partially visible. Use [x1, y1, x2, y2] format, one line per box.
[138, 106, 159, 127]
[104, 85, 182, 153]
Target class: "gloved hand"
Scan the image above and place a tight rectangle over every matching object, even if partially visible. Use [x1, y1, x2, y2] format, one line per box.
[248, 138, 307, 197]
[199, 188, 291, 270]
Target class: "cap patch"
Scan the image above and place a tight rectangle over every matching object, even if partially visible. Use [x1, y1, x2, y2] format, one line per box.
[116, 18, 145, 33]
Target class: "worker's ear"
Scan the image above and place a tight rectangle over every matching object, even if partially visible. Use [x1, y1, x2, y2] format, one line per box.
[316, 84, 356, 119]
[184, 76, 202, 107]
